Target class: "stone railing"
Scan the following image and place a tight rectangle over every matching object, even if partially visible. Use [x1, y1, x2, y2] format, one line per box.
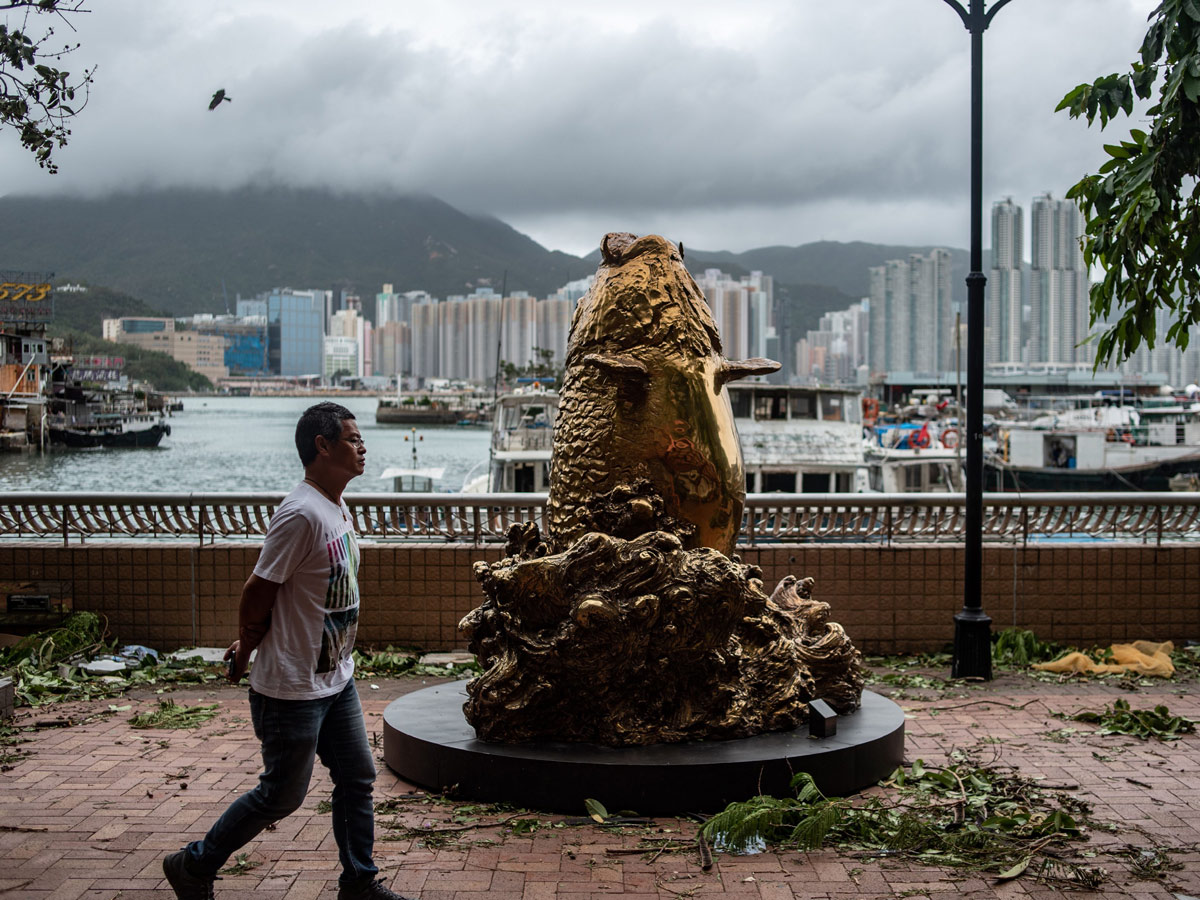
[0, 491, 1197, 546]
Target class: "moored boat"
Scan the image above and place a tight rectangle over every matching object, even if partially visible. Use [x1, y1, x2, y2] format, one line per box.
[986, 396, 1200, 491]
[864, 420, 964, 493]
[730, 383, 870, 494]
[462, 387, 558, 493]
[48, 419, 170, 449]
[376, 389, 491, 426]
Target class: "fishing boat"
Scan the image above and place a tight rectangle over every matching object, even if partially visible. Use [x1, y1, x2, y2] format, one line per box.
[985, 395, 1200, 491]
[376, 388, 491, 426]
[863, 420, 964, 493]
[47, 415, 171, 448]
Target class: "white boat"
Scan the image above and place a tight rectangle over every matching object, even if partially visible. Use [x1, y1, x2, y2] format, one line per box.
[729, 383, 870, 494]
[864, 420, 964, 493]
[379, 466, 445, 492]
[462, 387, 558, 493]
[986, 394, 1200, 491]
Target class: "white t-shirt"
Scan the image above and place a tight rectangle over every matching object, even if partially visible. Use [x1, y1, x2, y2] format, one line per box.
[249, 481, 360, 700]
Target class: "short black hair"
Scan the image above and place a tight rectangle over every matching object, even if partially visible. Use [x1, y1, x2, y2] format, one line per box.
[295, 402, 356, 466]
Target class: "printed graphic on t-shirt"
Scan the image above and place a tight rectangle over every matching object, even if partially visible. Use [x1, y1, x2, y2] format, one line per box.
[316, 530, 359, 674]
[325, 531, 359, 610]
[318, 607, 359, 674]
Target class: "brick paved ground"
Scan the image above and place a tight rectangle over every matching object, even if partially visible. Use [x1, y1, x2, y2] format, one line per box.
[2, 667, 1198, 899]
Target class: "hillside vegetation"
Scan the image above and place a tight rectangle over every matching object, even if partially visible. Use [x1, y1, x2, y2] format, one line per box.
[50, 284, 170, 336]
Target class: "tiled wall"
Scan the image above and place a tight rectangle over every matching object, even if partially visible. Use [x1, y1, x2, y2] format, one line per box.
[0, 541, 1195, 654]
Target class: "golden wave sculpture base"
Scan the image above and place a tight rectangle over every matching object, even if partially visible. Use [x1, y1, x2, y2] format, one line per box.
[461, 484, 864, 745]
[460, 233, 864, 745]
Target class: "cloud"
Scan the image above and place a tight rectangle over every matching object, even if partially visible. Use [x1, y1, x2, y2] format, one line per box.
[0, 0, 1159, 254]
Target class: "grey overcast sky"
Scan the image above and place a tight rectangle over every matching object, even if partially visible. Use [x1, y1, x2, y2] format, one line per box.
[1, 0, 1159, 257]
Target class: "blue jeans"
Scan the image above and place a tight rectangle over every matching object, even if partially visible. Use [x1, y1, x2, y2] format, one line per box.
[185, 680, 378, 886]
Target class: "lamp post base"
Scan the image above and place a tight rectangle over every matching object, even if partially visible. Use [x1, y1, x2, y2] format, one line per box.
[951, 607, 993, 680]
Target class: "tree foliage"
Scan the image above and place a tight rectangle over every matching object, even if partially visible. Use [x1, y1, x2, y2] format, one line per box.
[1057, 0, 1200, 367]
[499, 346, 561, 386]
[0, 0, 93, 173]
[50, 282, 169, 336]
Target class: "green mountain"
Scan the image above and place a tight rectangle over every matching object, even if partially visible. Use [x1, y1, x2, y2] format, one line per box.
[0, 188, 968, 337]
[0, 188, 585, 314]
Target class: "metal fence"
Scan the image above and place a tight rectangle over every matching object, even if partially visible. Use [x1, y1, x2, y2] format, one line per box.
[0, 491, 1197, 546]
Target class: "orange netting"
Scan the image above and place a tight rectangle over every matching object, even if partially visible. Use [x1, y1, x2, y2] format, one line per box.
[1031, 640, 1175, 677]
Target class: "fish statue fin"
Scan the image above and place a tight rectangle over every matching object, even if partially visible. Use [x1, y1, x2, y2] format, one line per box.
[583, 352, 650, 390]
[717, 357, 781, 389]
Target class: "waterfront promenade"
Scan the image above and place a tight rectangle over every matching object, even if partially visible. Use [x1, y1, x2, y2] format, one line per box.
[3, 666, 1198, 899]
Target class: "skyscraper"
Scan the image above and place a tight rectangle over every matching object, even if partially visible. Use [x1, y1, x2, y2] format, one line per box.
[1029, 193, 1089, 363]
[910, 249, 954, 372]
[987, 198, 1024, 365]
[868, 250, 954, 375]
[694, 269, 774, 362]
[263, 288, 327, 377]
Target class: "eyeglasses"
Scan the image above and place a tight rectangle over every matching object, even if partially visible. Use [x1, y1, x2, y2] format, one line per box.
[341, 436, 366, 449]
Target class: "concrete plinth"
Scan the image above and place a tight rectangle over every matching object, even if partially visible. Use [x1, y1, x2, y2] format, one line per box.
[383, 681, 904, 814]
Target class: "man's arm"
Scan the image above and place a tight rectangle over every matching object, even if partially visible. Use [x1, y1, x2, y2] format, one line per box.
[225, 573, 281, 682]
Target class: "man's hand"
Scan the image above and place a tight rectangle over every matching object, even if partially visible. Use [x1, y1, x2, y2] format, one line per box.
[228, 573, 281, 683]
[225, 639, 251, 683]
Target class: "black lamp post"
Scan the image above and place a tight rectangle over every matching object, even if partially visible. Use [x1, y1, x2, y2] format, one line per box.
[940, 0, 1015, 680]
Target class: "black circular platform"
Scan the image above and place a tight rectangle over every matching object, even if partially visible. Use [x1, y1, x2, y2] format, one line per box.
[382, 681, 904, 814]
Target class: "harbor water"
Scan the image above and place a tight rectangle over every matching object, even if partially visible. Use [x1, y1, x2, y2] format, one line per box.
[0, 396, 492, 493]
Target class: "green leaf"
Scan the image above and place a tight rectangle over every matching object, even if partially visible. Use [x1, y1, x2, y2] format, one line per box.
[583, 798, 608, 823]
[996, 857, 1031, 881]
[1184, 73, 1200, 102]
[1055, 84, 1087, 113]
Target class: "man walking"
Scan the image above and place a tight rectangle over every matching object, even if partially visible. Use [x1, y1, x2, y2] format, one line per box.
[163, 402, 410, 900]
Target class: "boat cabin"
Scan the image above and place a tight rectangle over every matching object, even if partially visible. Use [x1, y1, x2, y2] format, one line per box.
[729, 384, 869, 494]
[461, 389, 558, 493]
[380, 466, 445, 492]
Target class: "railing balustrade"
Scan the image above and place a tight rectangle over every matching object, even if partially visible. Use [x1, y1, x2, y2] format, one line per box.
[0, 491, 1196, 546]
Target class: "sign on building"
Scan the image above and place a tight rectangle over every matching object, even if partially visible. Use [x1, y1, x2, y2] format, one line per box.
[0, 271, 55, 324]
[72, 355, 125, 382]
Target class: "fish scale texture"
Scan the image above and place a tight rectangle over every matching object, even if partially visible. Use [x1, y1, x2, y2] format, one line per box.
[547, 234, 727, 550]
[546, 366, 619, 548]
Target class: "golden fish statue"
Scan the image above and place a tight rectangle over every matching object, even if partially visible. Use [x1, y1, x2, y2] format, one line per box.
[459, 232, 864, 746]
[546, 233, 778, 556]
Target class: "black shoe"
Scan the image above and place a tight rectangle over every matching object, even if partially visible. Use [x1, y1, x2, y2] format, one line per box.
[337, 876, 414, 900]
[163, 850, 217, 900]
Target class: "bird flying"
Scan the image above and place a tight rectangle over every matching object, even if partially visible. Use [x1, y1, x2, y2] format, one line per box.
[208, 89, 231, 110]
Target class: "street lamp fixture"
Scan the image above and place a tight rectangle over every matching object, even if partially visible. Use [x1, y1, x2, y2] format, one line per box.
[939, 0, 1015, 680]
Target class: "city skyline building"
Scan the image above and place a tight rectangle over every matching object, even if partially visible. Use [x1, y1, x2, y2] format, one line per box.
[867, 259, 904, 374]
[372, 321, 411, 378]
[986, 197, 1024, 366]
[262, 288, 327, 377]
[796, 300, 868, 383]
[911, 249, 955, 372]
[694, 268, 775, 363]
[1029, 192, 1090, 364]
[101, 316, 229, 383]
[328, 308, 369, 378]
[186, 313, 269, 376]
[322, 335, 359, 381]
